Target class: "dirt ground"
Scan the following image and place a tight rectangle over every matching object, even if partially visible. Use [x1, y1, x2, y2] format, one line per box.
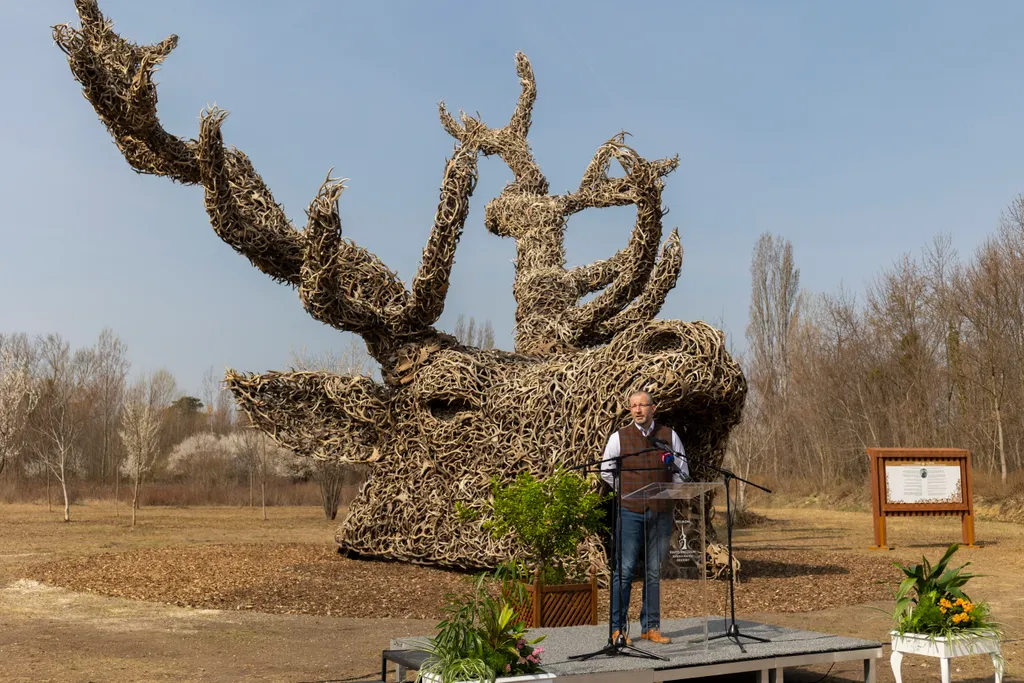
[0, 502, 1020, 682]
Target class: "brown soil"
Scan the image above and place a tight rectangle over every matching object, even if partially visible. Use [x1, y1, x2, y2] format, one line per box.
[1, 502, 1021, 682]
[26, 543, 900, 620]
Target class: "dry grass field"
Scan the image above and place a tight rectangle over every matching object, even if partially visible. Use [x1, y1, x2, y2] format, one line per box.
[0, 501, 1021, 682]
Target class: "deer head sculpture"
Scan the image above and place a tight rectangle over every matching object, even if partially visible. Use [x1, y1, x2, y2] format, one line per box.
[56, 0, 747, 569]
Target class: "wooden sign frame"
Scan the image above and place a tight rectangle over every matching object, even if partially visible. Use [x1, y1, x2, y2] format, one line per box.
[867, 448, 976, 549]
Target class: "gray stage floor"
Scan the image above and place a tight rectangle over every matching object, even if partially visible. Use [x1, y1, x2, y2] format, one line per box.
[393, 617, 884, 679]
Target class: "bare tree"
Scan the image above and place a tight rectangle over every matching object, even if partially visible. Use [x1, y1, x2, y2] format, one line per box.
[922, 235, 964, 448]
[92, 328, 129, 488]
[724, 352, 776, 517]
[313, 459, 344, 520]
[954, 242, 1013, 481]
[287, 339, 375, 520]
[747, 233, 801, 399]
[480, 320, 495, 349]
[741, 233, 801, 488]
[201, 366, 235, 435]
[126, 368, 178, 510]
[29, 334, 97, 522]
[452, 315, 496, 349]
[866, 255, 945, 448]
[227, 424, 293, 520]
[118, 379, 161, 526]
[0, 336, 39, 478]
[288, 336, 376, 377]
[995, 200, 1024, 472]
[148, 368, 178, 456]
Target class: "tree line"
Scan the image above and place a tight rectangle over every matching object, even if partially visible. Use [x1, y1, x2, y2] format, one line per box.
[0, 315, 496, 521]
[731, 195, 1024, 510]
[0, 331, 371, 522]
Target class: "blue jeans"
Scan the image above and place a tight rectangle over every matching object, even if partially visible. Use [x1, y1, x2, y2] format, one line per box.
[610, 507, 672, 632]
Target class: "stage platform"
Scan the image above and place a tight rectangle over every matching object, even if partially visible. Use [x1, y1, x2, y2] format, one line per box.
[389, 617, 883, 683]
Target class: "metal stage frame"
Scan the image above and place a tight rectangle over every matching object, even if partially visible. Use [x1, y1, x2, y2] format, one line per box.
[386, 617, 883, 683]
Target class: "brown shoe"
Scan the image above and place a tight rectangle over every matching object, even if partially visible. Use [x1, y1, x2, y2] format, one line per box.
[641, 629, 672, 644]
[611, 630, 633, 646]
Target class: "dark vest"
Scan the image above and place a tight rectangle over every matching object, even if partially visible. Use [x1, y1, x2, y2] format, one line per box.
[616, 422, 675, 513]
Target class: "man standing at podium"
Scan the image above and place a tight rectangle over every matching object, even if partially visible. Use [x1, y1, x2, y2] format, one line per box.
[600, 390, 688, 646]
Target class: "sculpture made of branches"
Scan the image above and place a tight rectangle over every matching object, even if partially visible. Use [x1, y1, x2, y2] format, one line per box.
[56, 0, 747, 570]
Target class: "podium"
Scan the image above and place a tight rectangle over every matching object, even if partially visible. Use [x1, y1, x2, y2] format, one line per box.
[620, 481, 722, 649]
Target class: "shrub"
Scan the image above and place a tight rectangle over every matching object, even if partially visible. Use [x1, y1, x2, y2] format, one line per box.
[418, 572, 545, 682]
[482, 468, 608, 584]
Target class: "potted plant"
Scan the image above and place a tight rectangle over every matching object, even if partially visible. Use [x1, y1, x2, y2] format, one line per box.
[889, 543, 1005, 681]
[478, 468, 609, 628]
[416, 572, 552, 683]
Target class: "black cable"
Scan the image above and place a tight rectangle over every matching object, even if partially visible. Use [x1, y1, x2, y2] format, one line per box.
[302, 671, 380, 683]
[805, 662, 835, 683]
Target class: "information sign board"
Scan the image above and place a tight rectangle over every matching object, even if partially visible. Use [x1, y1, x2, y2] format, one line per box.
[867, 448, 975, 549]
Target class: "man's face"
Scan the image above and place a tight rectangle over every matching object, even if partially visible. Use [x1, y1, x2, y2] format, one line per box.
[629, 393, 656, 427]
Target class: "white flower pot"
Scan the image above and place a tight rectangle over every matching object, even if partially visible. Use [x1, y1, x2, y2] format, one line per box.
[890, 631, 1004, 683]
[419, 672, 554, 683]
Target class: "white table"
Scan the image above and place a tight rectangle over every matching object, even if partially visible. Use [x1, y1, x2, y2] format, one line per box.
[890, 632, 1003, 683]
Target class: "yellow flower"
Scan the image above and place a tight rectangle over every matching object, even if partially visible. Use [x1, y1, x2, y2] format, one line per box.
[939, 598, 953, 609]
[955, 598, 968, 607]
[952, 613, 970, 625]
[963, 602, 974, 612]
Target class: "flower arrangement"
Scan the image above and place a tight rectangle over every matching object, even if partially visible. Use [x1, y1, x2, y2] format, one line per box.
[417, 572, 546, 683]
[891, 543, 1001, 639]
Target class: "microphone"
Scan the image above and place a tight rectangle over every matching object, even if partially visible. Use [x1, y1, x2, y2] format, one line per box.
[647, 434, 686, 478]
[661, 452, 685, 477]
[648, 435, 673, 452]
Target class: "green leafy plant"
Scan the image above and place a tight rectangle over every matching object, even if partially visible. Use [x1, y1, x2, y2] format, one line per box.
[482, 468, 608, 585]
[417, 572, 545, 683]
[891, 543, 1001, 639]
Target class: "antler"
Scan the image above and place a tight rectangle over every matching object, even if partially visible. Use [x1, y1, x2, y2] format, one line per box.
[442, 55, 683, 354]
[562, 135, 681, 345]
[440, 52, 547, 204]
[55, 0, 479, 367]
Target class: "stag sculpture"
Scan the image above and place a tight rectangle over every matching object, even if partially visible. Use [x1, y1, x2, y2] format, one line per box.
[56, 0, 747, 570]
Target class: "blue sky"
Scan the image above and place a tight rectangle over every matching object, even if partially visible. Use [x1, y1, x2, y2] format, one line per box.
[1, 1, 1018, 396]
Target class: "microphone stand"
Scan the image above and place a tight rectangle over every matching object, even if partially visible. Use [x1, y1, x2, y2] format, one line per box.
[650, 439, 772, 650]
[567, 449, 668, 663]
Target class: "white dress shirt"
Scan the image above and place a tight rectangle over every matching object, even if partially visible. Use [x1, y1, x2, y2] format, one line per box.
[600, 421, 688, 488]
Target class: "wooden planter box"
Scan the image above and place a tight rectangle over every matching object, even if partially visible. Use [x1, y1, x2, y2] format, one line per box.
[507, 573, 598, 628]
